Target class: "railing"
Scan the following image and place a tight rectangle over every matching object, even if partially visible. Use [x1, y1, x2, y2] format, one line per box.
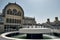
[51, 29, 60, 33]
[23, 24, 60, 33]
[23, 22, 60, 33]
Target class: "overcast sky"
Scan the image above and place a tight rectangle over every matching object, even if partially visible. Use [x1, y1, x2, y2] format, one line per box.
[0, 0, 60, 23]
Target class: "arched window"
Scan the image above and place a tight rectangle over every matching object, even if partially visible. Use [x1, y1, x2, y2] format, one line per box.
[18, 11, 21, 16]
[7, 9, 12, 14]
[13, 9, 17, 15]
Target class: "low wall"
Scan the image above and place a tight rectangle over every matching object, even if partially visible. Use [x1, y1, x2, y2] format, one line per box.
[0, 31, 60, 40]
[1, 31, 31, 40]
[1, 31, 20, 40]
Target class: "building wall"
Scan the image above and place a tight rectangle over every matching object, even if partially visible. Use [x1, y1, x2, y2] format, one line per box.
[3, 3, 24, 32]
[23, 17, 36, 28]
[23, 17, 36, 24]
[0, 17, 4, 33]
[0, 25, 4, 33]
[42, 17, 60, 29]
[0, 3, 37, 32]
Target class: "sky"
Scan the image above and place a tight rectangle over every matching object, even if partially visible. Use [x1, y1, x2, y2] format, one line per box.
[0, 0, 60, 23]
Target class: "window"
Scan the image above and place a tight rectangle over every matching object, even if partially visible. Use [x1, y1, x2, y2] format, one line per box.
[4, 25, 17, 29]
[6, 18, 21, 23]
[4, 25, 9, 29]
[7, 9, 12, 14]
[7, 9, 22, 16]
[6, 18, 10, 23]
[0, 22, 3, 24]
[13, 9, 17, 15]
[18, 11, 21, 16]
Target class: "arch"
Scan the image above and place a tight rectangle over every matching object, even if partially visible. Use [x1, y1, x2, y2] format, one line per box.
[7, 9, 12, 14]
[2, 3, 24, 17]
[18, 11, 21, 16]
[13, 9, 17, 14]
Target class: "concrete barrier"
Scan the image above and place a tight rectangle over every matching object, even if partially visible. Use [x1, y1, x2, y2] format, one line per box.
[0, 31, 60, 40]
